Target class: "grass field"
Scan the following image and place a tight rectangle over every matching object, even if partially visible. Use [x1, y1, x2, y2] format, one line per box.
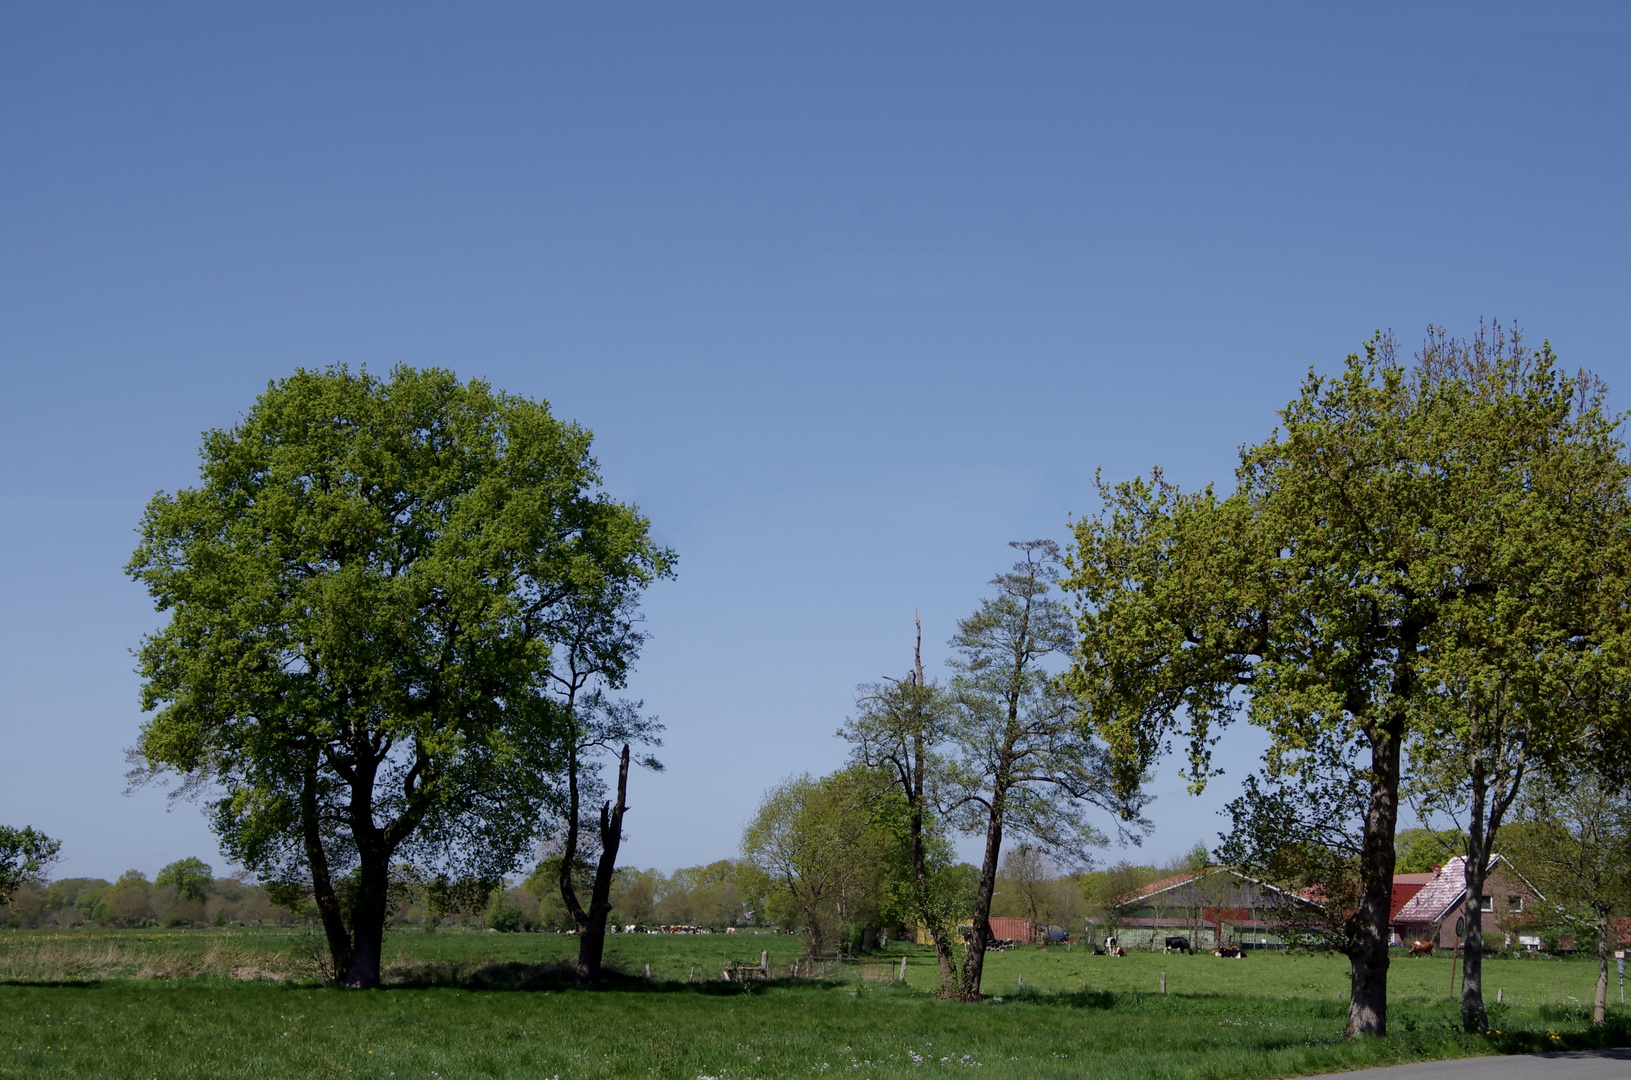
[0, 928, 1624, 1079]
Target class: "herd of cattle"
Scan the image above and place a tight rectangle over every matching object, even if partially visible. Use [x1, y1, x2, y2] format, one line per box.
[1079, 935, 1246, 958]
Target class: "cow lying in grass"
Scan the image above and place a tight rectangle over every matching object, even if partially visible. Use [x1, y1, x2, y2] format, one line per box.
[1214, 946, 1244, 958]
[1408, 940, 1435, 957]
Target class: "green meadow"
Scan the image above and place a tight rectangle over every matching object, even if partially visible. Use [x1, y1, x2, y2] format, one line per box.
[1, 928, 1624, 1079]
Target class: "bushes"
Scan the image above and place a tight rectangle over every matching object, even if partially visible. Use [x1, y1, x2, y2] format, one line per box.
[486, 889, 539, 933]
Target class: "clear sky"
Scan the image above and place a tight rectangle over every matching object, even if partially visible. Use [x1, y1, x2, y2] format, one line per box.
[1, 2, 1626, 882]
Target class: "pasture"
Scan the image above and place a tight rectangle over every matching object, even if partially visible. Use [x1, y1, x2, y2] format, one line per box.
[0, 927, 1623, 1079]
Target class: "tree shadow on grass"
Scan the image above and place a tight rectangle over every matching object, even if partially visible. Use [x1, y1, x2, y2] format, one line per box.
[0, 979, 108, 989]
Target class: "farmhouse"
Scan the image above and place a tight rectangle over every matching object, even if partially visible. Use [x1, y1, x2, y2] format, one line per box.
[1390, 855, 1543, 950]
[1102, 866, 1321, 949]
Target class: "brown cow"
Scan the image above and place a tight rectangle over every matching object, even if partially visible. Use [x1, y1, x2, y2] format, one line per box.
[1408, 941, 1434, 957]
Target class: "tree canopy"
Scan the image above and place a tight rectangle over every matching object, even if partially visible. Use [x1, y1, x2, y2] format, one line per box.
[127, 364, 672, 987]
[155, 857, 214, 903]
[0, 826, 59, 908]
[1063, 327, 1628, 1037]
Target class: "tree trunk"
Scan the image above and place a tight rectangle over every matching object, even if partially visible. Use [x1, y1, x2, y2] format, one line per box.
[558, 718, 593, 952]
[959, 793, 1004, 999]
[1346, 716, 1403, 1038]
[343, 853, 390, 988]
[1594, 913, 1609, 1026]
[575, 744, 630, 986]
[299, 758, 353, 982]
[1461, 756, 1489, 1033]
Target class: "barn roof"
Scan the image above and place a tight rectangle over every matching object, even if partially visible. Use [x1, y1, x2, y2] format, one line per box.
[1113, 865, 1319, 909]
[1391, 855, 1531, 924]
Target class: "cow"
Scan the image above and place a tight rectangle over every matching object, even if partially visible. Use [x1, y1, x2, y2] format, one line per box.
[1112, 947, 1127, 957]
[1408, 940, 1435, 957]
[1091, 946, 1106, 956]
[1163, 936, 1192, 955]
[1214, 946, 1243, 958]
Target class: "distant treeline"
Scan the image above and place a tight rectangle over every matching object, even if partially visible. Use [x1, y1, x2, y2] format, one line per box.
[1, 858, 291, 929]
[483, 851, 1187, 944]
[3, 853, 1184, 938]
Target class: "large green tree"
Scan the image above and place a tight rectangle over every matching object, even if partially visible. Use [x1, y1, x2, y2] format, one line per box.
[1063, 329, 1627, 1036]
[128, 365, 671, 987]
[1397, 327, 1630, 1032]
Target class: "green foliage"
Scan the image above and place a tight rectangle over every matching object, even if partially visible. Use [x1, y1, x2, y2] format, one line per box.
[741, 766, 901, 954]
[609, 867, 661, 924]
[0, 826, 59, 907]
[485, 895, 531, 933]
[125, 364, 673, 986]
[1501, 772, 1631, 1022]
[648, 860, 749, 927]
[156, 857, 214, 902]
[1394, 828, 1463, 874]
[1064, 327, 1630, 1034]
[525, 855, 592, 930]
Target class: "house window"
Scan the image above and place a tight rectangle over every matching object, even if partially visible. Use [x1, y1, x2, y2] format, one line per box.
[1476, 895, 1494, 912]
[1506, 895, 1523, 913]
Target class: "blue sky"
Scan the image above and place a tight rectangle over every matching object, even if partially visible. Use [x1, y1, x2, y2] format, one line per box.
[1, 2, 1626, 881]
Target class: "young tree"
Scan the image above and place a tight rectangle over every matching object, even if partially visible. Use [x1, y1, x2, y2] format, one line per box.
[840, 616, 968, 993]
[128, 365, 673, 987]
[1064, 329, 1627, 1036]
[741, 767, 893, 956]
[543, 575, 666, 981]
[995, 844, 1050, 930]
[941, 540, 1148, 998]
[554, 694, 662, 981]
[1502, 773, 1631, 1025]
[0, 827, 59, 907]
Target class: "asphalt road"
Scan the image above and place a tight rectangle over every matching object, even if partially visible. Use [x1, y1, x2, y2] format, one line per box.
[1322, 1049, 1630, 1078]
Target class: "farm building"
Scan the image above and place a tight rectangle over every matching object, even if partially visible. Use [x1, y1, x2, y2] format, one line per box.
[1100, 866, 1321, 949]
[1390, 855, 1544, 951]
